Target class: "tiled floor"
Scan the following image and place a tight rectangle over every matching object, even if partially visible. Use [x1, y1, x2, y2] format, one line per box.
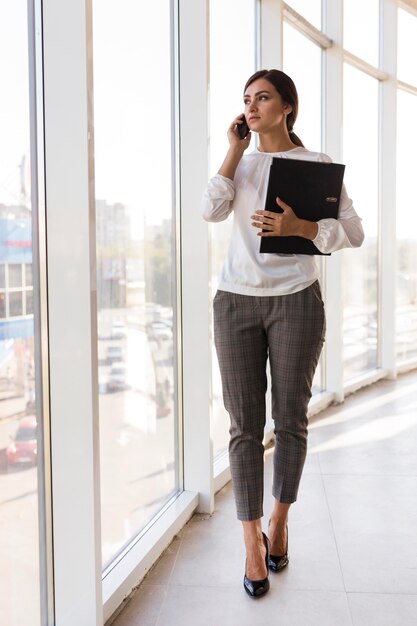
[109, 371, 417, 626]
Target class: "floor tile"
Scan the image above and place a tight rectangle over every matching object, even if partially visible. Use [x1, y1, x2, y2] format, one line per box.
[110, 371, 417, 626]
[107, 585, 168, 626]
[311, 404, 417, 476]
[155, 586, 353, 626]
[264, 472, 345, 592]
[323, 474, 417, 593]
[348, 592, 417, 626]
[141, 535, 182, 586]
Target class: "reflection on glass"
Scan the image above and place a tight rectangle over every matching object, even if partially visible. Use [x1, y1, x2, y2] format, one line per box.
[9, 264, 22, 288]
[396, 90, 417, 363]
[283, 21, 323, 394]
[342, 64, 378, 381]
[283, 22, 322, 153]
[285, 0, 321, 29]
[398, 8, 417, 87]
[92, 0, 179, 568]
[209, 0, 256, 458]
[343, 0, 379, 67]
[0, 2, 40, 624]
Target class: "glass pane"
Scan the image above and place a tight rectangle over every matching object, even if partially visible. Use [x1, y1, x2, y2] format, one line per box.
[8, 263, 22, 288]
[209, 0, 256, 459]
[92, 0, 179, 568]
[9, 291, 23, 317]
[342, 64, 379, 381]
[283, 24, 322, 162]
[398, 8, 417, 87]
[284, 22, 324, 393]
[25, 263, 33, 286]
[0, 2, 40, 624]
[396, 89, 417, 362]
[344, 0, 379, 67]
[26, 289, 33, 316]
[0, 293, 5, 318]
[285, 0, 321, 29]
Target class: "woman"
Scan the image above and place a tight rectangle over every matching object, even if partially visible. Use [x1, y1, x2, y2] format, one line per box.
[202, 69, 364, 598]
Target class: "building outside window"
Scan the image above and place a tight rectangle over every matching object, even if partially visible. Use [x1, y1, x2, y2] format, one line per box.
[396, 6, 417, 363]
[92, 0, 180, 569]
[0, 2, 40, 624]
[283, 15, 324, 393]
[341, 1, 381, 382]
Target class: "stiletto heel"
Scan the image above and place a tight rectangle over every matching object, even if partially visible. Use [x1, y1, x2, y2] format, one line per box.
[268, 519, 289, 572]
[243, 531, 270, 598]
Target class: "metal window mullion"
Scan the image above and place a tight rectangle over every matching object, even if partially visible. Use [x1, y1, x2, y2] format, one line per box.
[323, 0, 344, 402]
[179, 0, 213, 513]
[397, 79, 417, 95]
[379, 0, 398, 377]
[283, 1, 332, 48]
[343, 49, 388, 81]
[255, 0, 262, 69]
[5, 265, 9, 318]
[398, 0, 417, 19]
[172, 0, 184, 508]
[42, 0, 102, 624]
[260, 0, 284, 69]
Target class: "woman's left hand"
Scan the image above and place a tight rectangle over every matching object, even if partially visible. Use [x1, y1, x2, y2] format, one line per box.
[251, 197, 302, 237]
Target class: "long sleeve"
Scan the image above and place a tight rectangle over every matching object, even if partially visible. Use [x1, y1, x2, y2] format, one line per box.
[201, 174, 235, 222]
[312, 183, 365, 254]
[199, 146, 364, 297]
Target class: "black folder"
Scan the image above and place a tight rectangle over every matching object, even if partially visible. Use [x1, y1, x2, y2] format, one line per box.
[259, 157, 345, 255]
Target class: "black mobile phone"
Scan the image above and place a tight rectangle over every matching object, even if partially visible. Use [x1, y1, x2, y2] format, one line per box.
[237, 115, 250, 139]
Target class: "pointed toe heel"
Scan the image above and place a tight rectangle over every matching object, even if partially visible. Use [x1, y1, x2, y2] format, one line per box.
[243, 531, 270, 598]
[268, 520, 289, 573]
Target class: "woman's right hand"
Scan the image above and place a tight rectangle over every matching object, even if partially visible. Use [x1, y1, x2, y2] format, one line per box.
[217, 115, 251, 179]
[227, 114, 252, 151]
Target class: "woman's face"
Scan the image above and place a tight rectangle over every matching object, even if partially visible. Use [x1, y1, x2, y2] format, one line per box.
[243, 77, 291, 134]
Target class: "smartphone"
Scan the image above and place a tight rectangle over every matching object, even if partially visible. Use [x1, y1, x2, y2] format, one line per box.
[237, 115, 250, 140]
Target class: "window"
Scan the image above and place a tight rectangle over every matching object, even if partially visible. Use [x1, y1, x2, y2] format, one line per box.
[25, 263, 32, 286]
[286, 0, 321, 29]
[343, 0, 380, 67]
[0, 1, 40, 624]
[396, 88, 417, 363]
[283, 20, 324, 394]
[398, 7, 417, 86]
[8, 263, 22, 288]
[26, 289, 33, 315]
[342, 63, 379, 381]
[9, 291, 23, 317]
[0, 293, 5, 318]
[92, 0, 179, 568]
[283, 22, 322, 152]
[209, 0, 256, 458]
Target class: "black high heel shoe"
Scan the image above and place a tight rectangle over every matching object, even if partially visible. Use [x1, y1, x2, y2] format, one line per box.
[268, 519, 289, 572]
[243, 531, 270, 598]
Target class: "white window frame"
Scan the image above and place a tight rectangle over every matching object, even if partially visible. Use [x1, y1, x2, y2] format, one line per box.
[40, 0, 208, 623]
[395, 0, 417, 373]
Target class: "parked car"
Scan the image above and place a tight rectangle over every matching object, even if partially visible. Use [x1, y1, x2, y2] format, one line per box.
[148, 321, 172, 342]
[6, 416, 37, 466]
[107, 362, 127, 392]
[105, 345, 124, 365]
[111, 321, 126, 339]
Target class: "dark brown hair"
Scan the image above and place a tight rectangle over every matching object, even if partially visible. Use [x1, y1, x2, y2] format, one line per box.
[244, 69, 304, 148]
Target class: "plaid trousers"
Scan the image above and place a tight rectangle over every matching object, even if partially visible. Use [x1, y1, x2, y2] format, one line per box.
[213, 281, 326, 521]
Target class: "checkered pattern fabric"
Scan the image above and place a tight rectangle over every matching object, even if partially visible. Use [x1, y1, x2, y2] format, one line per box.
[213, 281, 326, 521]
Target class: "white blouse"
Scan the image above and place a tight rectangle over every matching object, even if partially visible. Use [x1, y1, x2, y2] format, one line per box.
[202, 146, 364, 296]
